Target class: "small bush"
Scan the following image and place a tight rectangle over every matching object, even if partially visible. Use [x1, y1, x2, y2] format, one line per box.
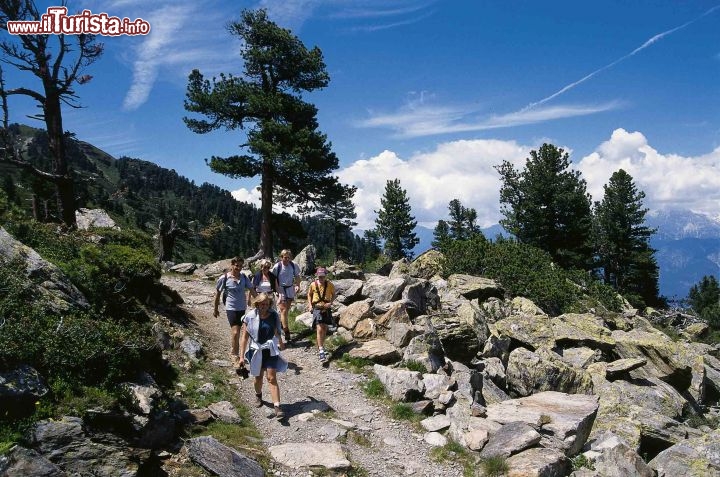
[571, 454, 595, 471]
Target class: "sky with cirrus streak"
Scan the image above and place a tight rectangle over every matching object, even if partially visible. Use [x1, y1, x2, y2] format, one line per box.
[3, 0, 719, 229]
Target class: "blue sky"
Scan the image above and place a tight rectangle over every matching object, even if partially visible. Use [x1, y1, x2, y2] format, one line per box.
[3, 0, 720, 229]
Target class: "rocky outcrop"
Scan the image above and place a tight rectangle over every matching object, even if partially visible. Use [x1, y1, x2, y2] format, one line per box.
[75, 208, 119, 230]
[0, 226, 89, 312]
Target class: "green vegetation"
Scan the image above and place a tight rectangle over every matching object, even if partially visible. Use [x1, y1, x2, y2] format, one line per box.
[400, 360, 427, 373]
[430, 440, 476, 476]
[688, 275, 720, 330]
[375, 179, 419, 260]
[594, 169, 660, 308]
[362, 378, 386, 398]
[336, 355, 374, 373]
[479, 455, 509, 476]
[390, 403, 418, 422]
[571, 454, 595, 471]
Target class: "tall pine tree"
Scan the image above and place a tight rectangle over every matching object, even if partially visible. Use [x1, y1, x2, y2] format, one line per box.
[496, 143, 593, 270]
[184, 9, 340, 258]
[594, 169, 659, 306]
[314, 183, 357, 261]
[375, 179, 418, 260]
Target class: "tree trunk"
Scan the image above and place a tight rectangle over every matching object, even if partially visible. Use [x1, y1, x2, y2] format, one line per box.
[44, 92, 76, 228]
[260, 159, 273, 259]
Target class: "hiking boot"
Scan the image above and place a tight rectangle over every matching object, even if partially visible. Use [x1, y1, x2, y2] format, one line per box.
[274, 406, 285, 420]
[254, 393, 263, 408]
[283, 327, 291, 342]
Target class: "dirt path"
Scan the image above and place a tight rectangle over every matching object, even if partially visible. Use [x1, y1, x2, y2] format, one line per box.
[162, 274, 464, 477]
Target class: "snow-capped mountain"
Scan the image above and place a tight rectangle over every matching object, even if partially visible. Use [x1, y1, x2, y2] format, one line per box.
[646, 209, 720, 240]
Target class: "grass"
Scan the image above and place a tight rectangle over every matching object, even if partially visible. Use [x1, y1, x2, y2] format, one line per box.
[400, 360, 427, 373]
[390, 403, 418, 422]
[479, 455, 509, 476]
[336, 355, 374, 373]
[430, 440, 478, 476]
[362, 378, 386, 399]
[347, 430, 372, 448]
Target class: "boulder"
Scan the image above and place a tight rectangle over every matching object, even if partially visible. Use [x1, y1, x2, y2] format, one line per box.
[494, 314, 555, 350]
[0, 226, 89, 312]
[506, 348, 594, 397]
[293, 244, 315, 276]
[0, 365, 48, 418]
[402, 278, 439, 315]
[187, 435, 264, 477]
[551, 313, 616, 350]
[506, 447, 571, 477]
[363, 274, 408, 305]
[510, 296, 546, 316]
[409, 249, 444, 279]
[348, 340, 400, 364]
[0, 446, 64, 477]
[402, 331, 446, 373]
[75, 208, 119, 230]
[169, 262, 197, 274]
[386, 322, 424, 348]
[328, 260, 365, 280]
[446, 274, 503, 301]
[649, 430, 720, 477]
[373, 364, 424, 401]
[332, 279, 364, 304]
[479, 421, 542, 459]
[486, 391, 599, 456]
[338, 299, 374, 331]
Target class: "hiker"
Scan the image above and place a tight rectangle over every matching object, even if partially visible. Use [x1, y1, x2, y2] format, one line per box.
[238, 293, 288, 419]
[306, 267, 336, 364]
[252, 258, 278, 309]
[213, 257, 256, 369]
[272, 249, 301, 342]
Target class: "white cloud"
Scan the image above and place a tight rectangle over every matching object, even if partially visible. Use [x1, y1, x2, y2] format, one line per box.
[357, 99, 620, 138]
[578, 128, 720, 216]
[335, 130, 720, 232]
[337, 140, 531, 230]
[231, 187, 261, 205]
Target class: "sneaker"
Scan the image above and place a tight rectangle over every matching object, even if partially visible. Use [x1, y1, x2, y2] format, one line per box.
[318, 350, 327, 363]
[274, 406, 285, 420]
[254, 393, 263, 407]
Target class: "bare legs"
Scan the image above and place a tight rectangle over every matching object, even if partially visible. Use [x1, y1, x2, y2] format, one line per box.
[278, 298, 292, 340]
[254, 368, 280, 404]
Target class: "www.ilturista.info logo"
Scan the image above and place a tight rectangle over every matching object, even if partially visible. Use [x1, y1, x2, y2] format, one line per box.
[6, 7, 150, 36]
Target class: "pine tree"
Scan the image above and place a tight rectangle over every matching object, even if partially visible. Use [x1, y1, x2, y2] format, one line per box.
[688, 275, 720, 327]
[432, 220, 450, 249]
[184, 9, 340, 258]
[496, 143, 593, 270]
[314, 183, 357, 261]
[594, 169, 659, 306]
[375, 179, 419, 260]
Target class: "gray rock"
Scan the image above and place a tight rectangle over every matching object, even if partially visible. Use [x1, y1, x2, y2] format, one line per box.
[348, 339, 400, 364]
[559, 347, 602, 369]
[169, 262, 197, 274]
[0, 365, 48, 416]
[486, 391, 599, 456]
[332, 279, 364, 304]
[386, 322, 424, 348]
[269, 442, 350, 470]
[507, 347, 594, 397]
[423, 432, 448, 447]
[420, 414, 451, 432]
[479, 421, 542, 459]
[592, 441, 654, 477]
[207, 401, 241, 424]
[373, 364, 424, 401]
[0, 226, 89, 312]
[180, 337, 203, 360]
[402, 332, 446, 373]
[605, 358, 647, 379]
[294, 244, 316, 276]
[447, 274, 503, 301]
[0, 446, 64, 477]
[505, 447, 571, 477]
[75, 208, 119, 230]
[186, 435, 263, 477]
[649, 429, 720, 477]
[363, 274, 408, 306]
[422, 373, 453, 400]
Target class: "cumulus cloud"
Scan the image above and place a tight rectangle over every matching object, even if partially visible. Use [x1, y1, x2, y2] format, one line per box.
[318, 130, 720, 232]
[578, 128, 720, 217]
[336, 139, 531, 230]
[231, 187, 261, 205]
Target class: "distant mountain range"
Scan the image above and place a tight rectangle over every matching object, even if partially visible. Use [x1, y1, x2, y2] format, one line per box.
[412, 210, 719, 300]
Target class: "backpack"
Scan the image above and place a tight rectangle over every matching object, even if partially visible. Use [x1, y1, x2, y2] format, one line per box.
[272, 261, 299, 285]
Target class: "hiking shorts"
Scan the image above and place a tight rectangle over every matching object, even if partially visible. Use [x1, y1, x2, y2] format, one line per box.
[226, 309, 246, 327]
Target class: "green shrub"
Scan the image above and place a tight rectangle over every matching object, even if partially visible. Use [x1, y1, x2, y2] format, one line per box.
[484, 241, 578, 315]
[571, 454, 595, 471]
[336, 355, 374, 373]
[440, 234, 489, 277]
